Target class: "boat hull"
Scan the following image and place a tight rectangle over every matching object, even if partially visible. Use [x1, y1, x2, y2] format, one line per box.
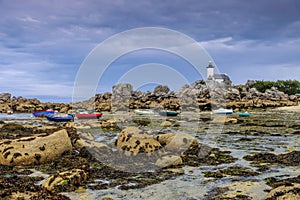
[32, 110, 55, 117]
[238, 112, 251, 117]
[46, 114, 74, 122]
[76, 113, 102, 119]
[134, 109, 154, 115]
[158, 110, 179, 116]
[212, 108, 233, 114]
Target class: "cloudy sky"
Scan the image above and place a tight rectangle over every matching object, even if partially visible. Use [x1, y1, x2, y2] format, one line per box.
[0, 0, 300, 102]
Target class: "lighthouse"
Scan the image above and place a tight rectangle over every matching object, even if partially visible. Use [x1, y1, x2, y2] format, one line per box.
[206, 61, 214, 80]
[206, 61, 232, 85]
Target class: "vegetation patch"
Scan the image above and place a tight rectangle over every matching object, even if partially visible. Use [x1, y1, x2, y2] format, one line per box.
[203, 166, 259, 179]
[243, 151, 300, 166]
[249, 79, 300, 95]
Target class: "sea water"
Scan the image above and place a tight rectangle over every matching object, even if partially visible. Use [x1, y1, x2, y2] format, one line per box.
[0, 113, 33, 120]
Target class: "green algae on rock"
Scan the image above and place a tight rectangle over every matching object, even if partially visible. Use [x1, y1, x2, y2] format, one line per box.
[243, 151, 300, 166]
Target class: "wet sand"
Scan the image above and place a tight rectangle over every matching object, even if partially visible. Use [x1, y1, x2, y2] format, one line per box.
[275, 105, 300, 112]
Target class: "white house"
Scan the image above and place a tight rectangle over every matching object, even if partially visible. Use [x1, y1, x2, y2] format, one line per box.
[206, 61, 231, 85]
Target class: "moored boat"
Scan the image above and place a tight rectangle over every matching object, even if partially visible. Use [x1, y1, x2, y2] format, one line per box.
[134, 109, 154, 115]
[46, 113, 74, 122]
[75, 109, 102, 119]
[32, 109, 55, 117]
[238, 112, 251, 117]
[6, 110, 13, 114]
[158, 110, 179, 116]
[212, 108, 233, 114]
[76, 113, 102, 119]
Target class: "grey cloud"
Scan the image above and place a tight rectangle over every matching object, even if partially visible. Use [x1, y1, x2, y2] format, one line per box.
[0, 0, 299, 97]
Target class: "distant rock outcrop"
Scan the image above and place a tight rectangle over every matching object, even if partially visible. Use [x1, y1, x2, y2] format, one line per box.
[112, 83, 133, 111]
[0, 93, 11, 102]
[153, 85, 170, 95]
[0, 93, 71, 113]
[1, 80, 299, 113]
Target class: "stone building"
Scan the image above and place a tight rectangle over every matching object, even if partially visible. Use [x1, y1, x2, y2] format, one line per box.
[206, 61, 231, 85]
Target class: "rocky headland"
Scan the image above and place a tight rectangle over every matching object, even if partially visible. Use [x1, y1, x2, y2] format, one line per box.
[1, 80, 299, 114]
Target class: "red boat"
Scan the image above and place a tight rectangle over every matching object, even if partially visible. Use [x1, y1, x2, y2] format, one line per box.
[75, 113, 102, 119]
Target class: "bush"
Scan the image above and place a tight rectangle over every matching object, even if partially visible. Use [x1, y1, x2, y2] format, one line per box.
[249, 80, 300, 95]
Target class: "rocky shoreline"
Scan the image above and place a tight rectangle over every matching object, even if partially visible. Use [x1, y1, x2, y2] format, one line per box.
[1, 81, 299, 114]
[0, 108, 299, 199]
[0, 81, 300, 199]
[0, 119, 234, 199]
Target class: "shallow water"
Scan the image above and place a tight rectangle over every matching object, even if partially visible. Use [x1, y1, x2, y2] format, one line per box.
[0, 113, 33, 120]
[64, 109, 300, 200]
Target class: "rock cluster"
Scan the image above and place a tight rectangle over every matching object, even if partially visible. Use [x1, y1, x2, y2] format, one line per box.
[0, 93, 70, 113]
[94, 82, 299, 112]
[1, 80, 299, 113]
[95, 92, 112, 111]
[265, 183, 300, 200]
[178, 81, 299, 110]
[264, 175, 300, 200]
[115, 126, 204, 168]
[0, 122, 215, 196]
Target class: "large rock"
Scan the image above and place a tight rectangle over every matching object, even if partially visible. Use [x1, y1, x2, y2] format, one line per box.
[112, 83, 133, 111]
[0, 129, 72, 166]
[112, 83, 133, 97]
[100, 119, 120, 131]
[212, 116, 238, 124]
[116, 126, 161, 156]
[0, 104, 11, 113]
[264, 183, 300, 200]
[161, 98, 181, 110]
[16, 104, 35, 112]
[153, 85, 170, 95]
[0, 93, 11, 102]
[42, 169, 87, 190]
[155, 155, 182, 168]
[156, 132, 198, 152]
[161, 120, 172, 127]
[96, 101, 112, 112]
[74, 131, 112, 161]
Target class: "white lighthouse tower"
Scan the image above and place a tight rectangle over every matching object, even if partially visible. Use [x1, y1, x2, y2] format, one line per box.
[206, 61, 214, 80]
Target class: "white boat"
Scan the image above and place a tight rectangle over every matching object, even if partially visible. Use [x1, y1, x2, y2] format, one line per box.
[134, 109, 154, 115]
[212, 108, 233, 114]
[6, 110, 13, 114]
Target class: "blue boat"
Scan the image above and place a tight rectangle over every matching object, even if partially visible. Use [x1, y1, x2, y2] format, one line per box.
[158, 110, 179, 116]
[46, 113, 74, 122]
[32, 109, 55, 117]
